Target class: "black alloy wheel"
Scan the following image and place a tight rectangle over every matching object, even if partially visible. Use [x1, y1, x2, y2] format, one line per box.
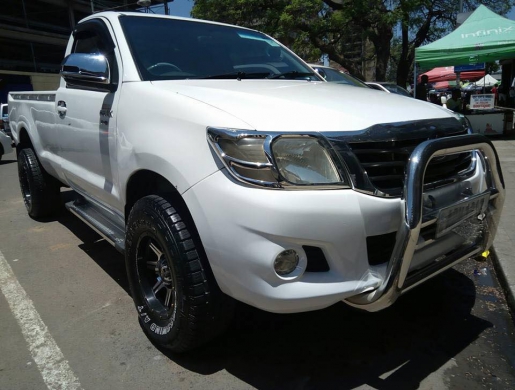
[136, 234, 178, 324]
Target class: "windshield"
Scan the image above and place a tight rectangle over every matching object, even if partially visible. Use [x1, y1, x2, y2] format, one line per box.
[120, 16, 318, 81]
[312, 66, 368, 88]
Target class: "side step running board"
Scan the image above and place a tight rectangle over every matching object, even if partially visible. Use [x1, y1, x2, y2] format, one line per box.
[65, 200, 125, 253]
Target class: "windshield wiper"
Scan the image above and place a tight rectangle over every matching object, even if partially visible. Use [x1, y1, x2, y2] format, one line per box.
[200, 72, 271, 80]
[268, 71, 315, 79]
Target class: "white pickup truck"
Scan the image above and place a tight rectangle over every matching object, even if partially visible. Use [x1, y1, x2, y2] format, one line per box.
[8, 11, 505, 352]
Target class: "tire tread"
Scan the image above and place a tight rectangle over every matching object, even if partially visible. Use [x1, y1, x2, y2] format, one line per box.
[18, 148, 60, 218]
[126, 195, 233, 352]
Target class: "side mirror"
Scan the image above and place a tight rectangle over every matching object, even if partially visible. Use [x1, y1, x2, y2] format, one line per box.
[60, 53, 110, 85]
[317, 69, 327, 80]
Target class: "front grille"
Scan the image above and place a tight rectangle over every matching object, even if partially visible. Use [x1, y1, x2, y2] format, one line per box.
[324, 118, 476, 196]
[347, 133, 472, 194]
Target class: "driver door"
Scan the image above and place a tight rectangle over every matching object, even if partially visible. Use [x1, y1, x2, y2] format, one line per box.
[55, 19, 122, 214]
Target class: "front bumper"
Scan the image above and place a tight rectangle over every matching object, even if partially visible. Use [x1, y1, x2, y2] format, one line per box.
[345, 134, 504, 311]
[184, 135, 504, 313]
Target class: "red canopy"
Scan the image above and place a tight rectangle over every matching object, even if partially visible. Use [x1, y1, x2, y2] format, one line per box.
[433, 81, 455, 90]
[419, 66, 484, 83]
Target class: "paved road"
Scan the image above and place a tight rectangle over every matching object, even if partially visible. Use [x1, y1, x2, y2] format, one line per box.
[1, 148, 514, 390]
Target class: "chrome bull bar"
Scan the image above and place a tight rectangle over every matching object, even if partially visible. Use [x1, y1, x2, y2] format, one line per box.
[345, 134, 505, 312]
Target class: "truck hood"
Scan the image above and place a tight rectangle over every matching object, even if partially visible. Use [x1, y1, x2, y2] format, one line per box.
[150, 80, 454, 132]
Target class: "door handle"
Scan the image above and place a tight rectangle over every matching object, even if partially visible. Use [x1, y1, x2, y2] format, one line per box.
[57, 100, 67, 117]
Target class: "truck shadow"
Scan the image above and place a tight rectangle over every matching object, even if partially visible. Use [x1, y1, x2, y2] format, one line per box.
[49, 191, 490, 389]
[48, 190, 131, 295]
[0, 158, 16, 165]
[169, 269, 488, 390]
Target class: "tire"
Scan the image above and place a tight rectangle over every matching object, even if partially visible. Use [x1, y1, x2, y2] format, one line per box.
[125, 195, 234, 352]
[17, 148, 61, 218]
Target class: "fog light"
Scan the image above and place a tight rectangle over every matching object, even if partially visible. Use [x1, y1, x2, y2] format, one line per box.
[274, 250, 299, 276]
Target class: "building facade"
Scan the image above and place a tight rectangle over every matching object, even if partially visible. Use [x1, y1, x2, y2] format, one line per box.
[0, 0, 140, 103]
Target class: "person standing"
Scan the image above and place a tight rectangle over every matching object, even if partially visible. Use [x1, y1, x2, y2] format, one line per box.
[491, 84, 498, 106]
[446, 89, 463, 112]
[416, 74, 428, 101]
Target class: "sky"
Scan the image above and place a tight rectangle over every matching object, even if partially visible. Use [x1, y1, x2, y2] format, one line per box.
[149, 0, 193, 17]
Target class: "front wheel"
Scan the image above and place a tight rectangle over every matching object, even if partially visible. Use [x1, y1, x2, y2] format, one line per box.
[125, 195, 233, 352]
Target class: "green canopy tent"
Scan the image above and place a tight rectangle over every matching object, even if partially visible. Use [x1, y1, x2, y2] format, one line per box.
[416, 5, 515, 69]
[414, 5, 515, 96]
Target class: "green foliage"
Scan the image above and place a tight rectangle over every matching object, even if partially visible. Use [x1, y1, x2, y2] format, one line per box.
[486, 62, 500, 74]
[192, 0, 515, 84]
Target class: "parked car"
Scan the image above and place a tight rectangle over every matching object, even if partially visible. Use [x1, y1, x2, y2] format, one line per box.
[0, 129, 12, 160]
[309, 64, 369, 88]
[0, 103, 11, 138]
[366, 82, 412, 97]
[8, 11, 505, 352]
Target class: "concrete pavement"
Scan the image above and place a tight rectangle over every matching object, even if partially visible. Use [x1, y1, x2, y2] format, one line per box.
[492, 137, 515, 313]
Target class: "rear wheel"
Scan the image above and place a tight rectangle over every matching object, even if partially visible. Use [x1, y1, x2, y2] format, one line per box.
[17, 148, 61, 218]
[125, 195, 233, 352]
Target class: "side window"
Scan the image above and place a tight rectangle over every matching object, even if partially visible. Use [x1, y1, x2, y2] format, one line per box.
[73, 31, 107, 55]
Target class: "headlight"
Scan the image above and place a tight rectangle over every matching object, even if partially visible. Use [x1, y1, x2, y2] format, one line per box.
[207, 127, 350, 189]
[272, 137, 341, 184]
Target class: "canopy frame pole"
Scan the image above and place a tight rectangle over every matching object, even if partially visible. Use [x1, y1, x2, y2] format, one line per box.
[414, 63, 417, 98]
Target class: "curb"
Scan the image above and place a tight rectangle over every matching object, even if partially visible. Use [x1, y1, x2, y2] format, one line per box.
[492, 242, 515, 317]
[489, 138, 515, 318]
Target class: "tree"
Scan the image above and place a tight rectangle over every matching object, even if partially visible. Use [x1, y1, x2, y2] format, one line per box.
[191, 0, 373, 78]
[192, 0, 514, 85]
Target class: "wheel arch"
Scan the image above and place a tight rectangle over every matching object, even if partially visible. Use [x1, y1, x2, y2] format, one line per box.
[16, 127, 34, 154]
[125, 169, 188, 223]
